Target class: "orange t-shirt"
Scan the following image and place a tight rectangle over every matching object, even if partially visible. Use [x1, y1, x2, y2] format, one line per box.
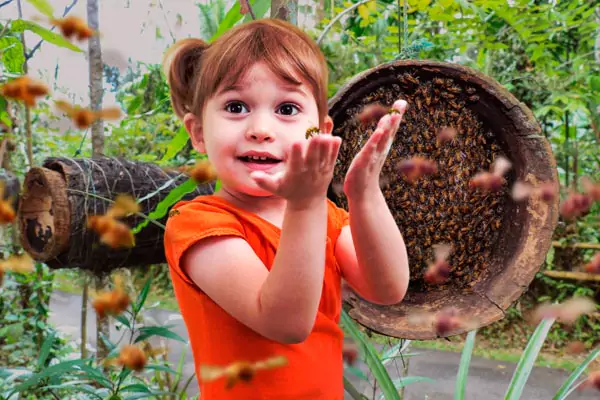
[163, 194, 350, 399]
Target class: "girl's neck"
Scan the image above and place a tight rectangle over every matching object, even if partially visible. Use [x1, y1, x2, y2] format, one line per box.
[215, 187, 287, 228]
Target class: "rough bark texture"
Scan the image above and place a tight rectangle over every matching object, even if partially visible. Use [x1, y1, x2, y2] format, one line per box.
[18, 157, 214, 275]
[87, 0, 104, 156]
[328, 60, 560, 339]
[270, 0, 297, 24]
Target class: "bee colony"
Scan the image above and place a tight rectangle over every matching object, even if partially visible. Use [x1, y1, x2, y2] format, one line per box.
[332, 73, 507, 290]
[328, 60, 559, 339]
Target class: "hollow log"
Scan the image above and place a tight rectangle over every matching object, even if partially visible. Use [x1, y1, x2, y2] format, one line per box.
[328, 60, 559, 339]
[17, 157, 213, 275]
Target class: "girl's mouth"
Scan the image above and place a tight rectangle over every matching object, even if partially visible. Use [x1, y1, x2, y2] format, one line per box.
[238, 156, 282, 171]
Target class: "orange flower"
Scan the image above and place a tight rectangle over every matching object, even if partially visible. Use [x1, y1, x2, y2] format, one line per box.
[184, 159, 218, 183]
[118, 344, 147, 371]
[1, 76, 49, 107]
[0, 180, 16, 224]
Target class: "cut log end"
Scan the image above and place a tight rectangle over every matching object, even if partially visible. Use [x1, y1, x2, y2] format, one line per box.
[18, 167, 70, 261]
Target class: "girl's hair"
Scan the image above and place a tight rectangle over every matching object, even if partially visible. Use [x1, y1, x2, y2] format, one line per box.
[163, 18, 329, 126]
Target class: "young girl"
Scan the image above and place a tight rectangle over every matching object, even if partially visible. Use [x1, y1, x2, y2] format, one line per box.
[162, 18, 410, 399]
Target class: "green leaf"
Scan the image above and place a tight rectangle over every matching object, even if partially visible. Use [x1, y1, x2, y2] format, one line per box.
[25, 0, 54, 18]
[10, 19, 82, 53]
[8, 359, 91, 396]
[120, 383, 151, 393]
[345, 365, 369, 381]
[210, 1, 244, 42]
[144, 364, 178, 375]
[341, 310, 400, 400]
[160, 126, 189, 163]
[0, 37, 25, 74]
[503, 318, 555, 400]
[40, 381, 104, 400]
[242, 0, 271, 23]
[134, 276, 153, 314]
[36, 331, 56, 369]
[553, 346, 600, 400]
[134, 326, 187, 344]
[455, 330, 477, 400]
[131, 178, 198, 235]
[115, 313, 132, 329]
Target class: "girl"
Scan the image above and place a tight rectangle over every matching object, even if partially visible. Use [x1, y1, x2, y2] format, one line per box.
[162, 18, 409, 399]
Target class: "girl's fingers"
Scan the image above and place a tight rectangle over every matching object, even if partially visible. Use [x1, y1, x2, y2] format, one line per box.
[328, 137, 342, 167]
[305, 136, 322, 167]
[288, 141, 304, 172]
[250, 171, 279, 193]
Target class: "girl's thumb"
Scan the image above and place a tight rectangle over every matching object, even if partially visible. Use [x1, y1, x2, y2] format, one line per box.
[250, 171, 278, 193]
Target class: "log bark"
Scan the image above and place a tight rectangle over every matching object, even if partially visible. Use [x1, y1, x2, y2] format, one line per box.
[17, 157, 214, 275]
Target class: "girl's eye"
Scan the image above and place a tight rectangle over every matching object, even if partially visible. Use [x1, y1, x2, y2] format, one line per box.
[277, 103, 300, 116]
[225, 102, 248, 114]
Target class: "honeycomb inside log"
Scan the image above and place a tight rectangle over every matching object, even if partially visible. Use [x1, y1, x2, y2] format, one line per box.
[331, 72, 511, 291]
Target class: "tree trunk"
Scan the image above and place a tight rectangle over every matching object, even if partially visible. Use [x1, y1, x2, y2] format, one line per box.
[271, 0, 298, 24]
[86, 0, 109, 360]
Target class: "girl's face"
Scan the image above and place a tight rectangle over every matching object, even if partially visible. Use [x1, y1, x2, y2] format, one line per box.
[184, 61, 333, 198]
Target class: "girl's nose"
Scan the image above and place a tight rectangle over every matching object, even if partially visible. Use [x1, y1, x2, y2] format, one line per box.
[246, 118, 275, 142]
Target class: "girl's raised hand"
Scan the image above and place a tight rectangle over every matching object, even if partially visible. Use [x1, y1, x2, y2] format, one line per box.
[250, 134, 342, 209]
[343, 99, 407, 201]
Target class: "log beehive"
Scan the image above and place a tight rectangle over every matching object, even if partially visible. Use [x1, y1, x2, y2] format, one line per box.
[327, 60, 559, 339]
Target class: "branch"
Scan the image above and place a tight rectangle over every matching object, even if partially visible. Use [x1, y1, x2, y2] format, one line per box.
[25, 0, 78, 60]
[316, 0, 375, 45]
[542, 270, 600, 282]
[0, 0, 14, 9]
[551, 241, 600, 250]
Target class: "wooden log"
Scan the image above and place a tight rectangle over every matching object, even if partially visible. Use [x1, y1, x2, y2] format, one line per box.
[328, 60, 559, 339]
[17, 157, 213, 275]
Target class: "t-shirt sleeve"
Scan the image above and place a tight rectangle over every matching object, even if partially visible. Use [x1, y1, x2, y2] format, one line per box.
[163, 201, 246, 286]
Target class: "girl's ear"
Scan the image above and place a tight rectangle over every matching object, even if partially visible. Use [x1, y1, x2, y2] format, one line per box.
[321, 115, 334, 134]
[183, 113, 206, 153]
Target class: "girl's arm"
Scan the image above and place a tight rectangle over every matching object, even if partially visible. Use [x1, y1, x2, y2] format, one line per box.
[182, 198, 328, 344]
[335, 191, 409, 305]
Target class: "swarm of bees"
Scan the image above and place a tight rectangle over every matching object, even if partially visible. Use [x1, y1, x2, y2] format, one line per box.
[0, 182, 17, 225]
[332, 72, 509, 286]
[87, 194, 139, 249]
[179, 159, 218, 183]
[0, 76, 49, 107]
[200, 355, 288, 389]
[0, 253, 35, 286]
[54, 100, 122, 130]
[91, 274, 131, 319]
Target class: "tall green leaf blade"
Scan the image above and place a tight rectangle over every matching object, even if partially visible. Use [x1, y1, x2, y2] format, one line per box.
[131, 178, 197, 234]
[160, 126, 189, 163]
[134, 276, 153, 314]
[242, 0, 271, 22]
[503, 318, 555, 400]
[552, 346, 600, 400]
[10, 19, 82, 53]
[344, 375, 367, 400]
[341, 310, 400, 400]
[36, 331, 56, 369]
[377, 376, 436, 400]
[455, 330, 477, 400]
[25, 0, 54, 18]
